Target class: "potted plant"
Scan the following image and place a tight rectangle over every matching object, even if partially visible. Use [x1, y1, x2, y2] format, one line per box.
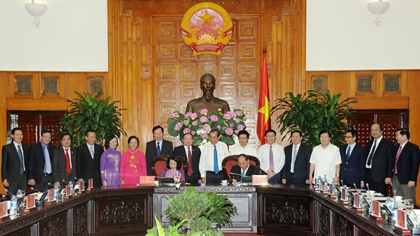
[147, 187, 236, 236]
[58, 91, 126, 147]
[271, 90, 357, 147]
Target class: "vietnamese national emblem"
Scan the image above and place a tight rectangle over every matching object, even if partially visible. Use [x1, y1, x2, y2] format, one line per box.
[181, 2, 233, 56]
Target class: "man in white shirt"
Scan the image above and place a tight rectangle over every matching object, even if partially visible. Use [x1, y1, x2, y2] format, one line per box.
[257, 129, 285, 184]
[309, 130, 341, 184]
[199, 129, 229, 184]
[230, 130, 257, 157]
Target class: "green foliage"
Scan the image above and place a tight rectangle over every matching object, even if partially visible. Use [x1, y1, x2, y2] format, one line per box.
[161, 186, 234, 235]
[271, 90, 357, 147]
[58, 91, 126, 147]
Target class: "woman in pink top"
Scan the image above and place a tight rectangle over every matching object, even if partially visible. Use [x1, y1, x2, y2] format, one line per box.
[120, 136, 147, 185]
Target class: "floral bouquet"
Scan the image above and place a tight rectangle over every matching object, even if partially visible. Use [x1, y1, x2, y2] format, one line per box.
[167, 108, 247, 146]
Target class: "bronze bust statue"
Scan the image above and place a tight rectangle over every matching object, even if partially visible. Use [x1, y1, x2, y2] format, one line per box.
[185, 73, 230, 114]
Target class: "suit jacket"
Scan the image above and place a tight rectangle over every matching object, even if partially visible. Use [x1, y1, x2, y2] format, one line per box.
[339, 143, 366, 187]
[28, 142, 56, 184]
[173, 145, 201, 183]
[365, 137, 393, 183]
[145, 139, 173, 175]
[230, 164, 264, 181]
[2, 142, 29, 181]
[281, 143, 312, 184]
[76, 143, 104, 187]
[392, 142, 420, 184]
[52, 147, 77, 186]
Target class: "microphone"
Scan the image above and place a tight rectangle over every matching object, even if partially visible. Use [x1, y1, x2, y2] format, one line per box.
[31, 187, 43, 193]
[366, 183, 373, 202]
[353, 183, 358, 191]
[62, 179, 69, 185]
[229, 172, 241, 176]
[5, 189, 13, 197]
[340, 180, 343, 186]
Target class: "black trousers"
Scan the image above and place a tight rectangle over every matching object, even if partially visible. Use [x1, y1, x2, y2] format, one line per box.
[8, 172, 27, 195]
[365, 169, 387, 196]
[34, 174, 53, 192]
[205, 171, 224, 184]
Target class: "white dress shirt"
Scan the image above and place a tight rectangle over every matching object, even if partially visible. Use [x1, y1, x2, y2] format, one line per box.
[257, 143, 285, 174]
[199, 141, 229, 177]
[310, 143, 341, 182]
[230, 143, 257, 157]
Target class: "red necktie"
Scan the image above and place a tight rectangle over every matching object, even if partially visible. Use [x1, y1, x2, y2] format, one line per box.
[188, 147, 193, 176]
[65, 149, 71, 174]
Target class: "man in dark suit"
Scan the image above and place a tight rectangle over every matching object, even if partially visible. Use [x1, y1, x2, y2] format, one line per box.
[173, 133, 201, 185]
[365, 123, 394, 196]
[28, 130, 56, 191]
[281, 130, 312, 185]
[52, 133, 77, 187]
[339, 130, 367, 188]
[2, 127, 29, 195]
[391, 128, 420, 204]
[145, 125, 173, 175]
[76, 130, 104, 187]
[230, 154, 265, 182]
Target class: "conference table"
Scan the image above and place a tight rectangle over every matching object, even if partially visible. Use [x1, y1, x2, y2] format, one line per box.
[0, 184, 403, 236]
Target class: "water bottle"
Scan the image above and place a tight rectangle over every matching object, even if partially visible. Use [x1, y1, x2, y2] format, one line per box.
[317, 176, 322, 190]
[331, 181, 336, 195]
[54, 184, 59, 200]
[69, 181, 73, 194]
[10, 195, 17, 216]
[391, 202, 398, 224]
[385, 197, 393, 211]
[16, 189, 23, 199]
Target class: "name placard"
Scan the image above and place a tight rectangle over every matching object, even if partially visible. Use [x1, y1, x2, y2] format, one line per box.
[26, 194, 36, 209]
[372, 200, 380, 216]
[48, 189, 55, 202]
[0, 201, 7, 218]
[88, 179, 93, 189]
[66, 184, 71, 197]
[139, 176, 155, 184]
[396, 209, 407, 229]
[353, 194, 360, 208]
[252, 175, 268, 185]
[79, 181, 85, 192]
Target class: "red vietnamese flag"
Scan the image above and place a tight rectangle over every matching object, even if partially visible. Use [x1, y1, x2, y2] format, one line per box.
[257, 50, 271, 145]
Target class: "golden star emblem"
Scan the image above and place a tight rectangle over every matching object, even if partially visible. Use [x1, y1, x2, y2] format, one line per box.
[199, 10, 214, 25]
[258, 96, 270, 124]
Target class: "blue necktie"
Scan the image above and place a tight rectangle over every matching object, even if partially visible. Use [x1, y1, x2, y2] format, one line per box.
[346, 146, 351, 160]
[367, 140, 376, 166]
[241, 169, 245, 177]
[157, 142, 161, 156]
[44, 145, 52, 174]
[213, 145, 219, 174]
[17, 145, 24, 174]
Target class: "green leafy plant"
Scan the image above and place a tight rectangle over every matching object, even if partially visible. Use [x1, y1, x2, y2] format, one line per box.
[147, 187, 235, 236]
[58, 91, 126, 147]
[271, 90, 357, 147]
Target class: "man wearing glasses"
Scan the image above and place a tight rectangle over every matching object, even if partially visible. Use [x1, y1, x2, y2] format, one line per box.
[339, 130, 367, 188]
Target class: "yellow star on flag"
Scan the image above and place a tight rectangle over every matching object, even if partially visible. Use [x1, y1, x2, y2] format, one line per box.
[258, 96, 270, 124]
[199, 10, 214, 25]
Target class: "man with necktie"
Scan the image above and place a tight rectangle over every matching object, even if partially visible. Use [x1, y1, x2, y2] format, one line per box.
[76, 130, 104, 187]
[28, 130, 56, 191]
[199, 129, 229, 184]
[364, 123, 393, 196]
[2, 127, 29, 195]
[145, 125, 173, 176]
[281, 130, 312, 185]
[391, 128, 420, 204]
[257, 129, 285, 184]
[52, 133, 77, 187]
[173, 133, 201, 185]
[339, 130, 367, 188]
[230, 154, 265, 183]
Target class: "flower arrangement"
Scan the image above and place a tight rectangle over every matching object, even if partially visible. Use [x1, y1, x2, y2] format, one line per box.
[167, 108, 247, 146]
